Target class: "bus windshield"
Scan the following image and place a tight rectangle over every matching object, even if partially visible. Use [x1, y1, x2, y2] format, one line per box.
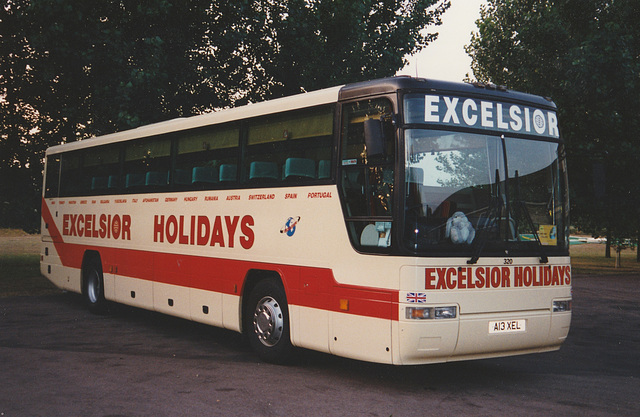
[403, 129, 568, 257]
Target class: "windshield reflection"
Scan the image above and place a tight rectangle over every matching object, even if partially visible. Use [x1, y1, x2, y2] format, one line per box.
[404, 129, 567, 256]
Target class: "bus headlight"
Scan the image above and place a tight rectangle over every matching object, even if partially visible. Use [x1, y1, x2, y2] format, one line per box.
[406, 306, 457, 320]
[552, 300, 572, 312]
[435, 306, 457, 319]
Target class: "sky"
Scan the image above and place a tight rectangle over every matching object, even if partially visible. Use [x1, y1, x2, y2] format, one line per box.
[397, 0, 487, 82]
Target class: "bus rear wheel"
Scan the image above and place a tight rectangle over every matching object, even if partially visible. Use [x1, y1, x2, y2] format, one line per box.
[84, 259, 107, 314]
[245, 280, 293, 364]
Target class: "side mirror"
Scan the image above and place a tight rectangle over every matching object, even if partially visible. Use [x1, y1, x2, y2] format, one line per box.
[364, 118, 385, 159]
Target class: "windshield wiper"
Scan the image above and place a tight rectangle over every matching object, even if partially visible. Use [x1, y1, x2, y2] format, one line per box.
[512, 171, 548, 263]
[468, 169, 503, 265]
[468, 170, 549, 265]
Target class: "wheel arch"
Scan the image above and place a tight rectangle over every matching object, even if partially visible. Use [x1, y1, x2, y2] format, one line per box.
[241, 269, 286, 334]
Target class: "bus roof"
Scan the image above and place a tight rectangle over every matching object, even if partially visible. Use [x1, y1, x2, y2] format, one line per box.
[46, 77, 557, 155]
[46, 85, 343, 155]
[338, 76, 557, 109]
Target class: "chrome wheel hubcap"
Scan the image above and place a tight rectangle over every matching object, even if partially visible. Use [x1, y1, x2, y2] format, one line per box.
[253, 296, 284, 347]
[87, 271, 100, 304]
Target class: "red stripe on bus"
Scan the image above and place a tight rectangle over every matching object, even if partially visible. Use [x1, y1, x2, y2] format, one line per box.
[41, 198, 64, 244]
[41, 199, 399, 321]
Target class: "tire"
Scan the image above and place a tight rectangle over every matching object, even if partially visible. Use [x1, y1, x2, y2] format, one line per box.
[245, 280, 293, 364]
[84, 258, 108, 314]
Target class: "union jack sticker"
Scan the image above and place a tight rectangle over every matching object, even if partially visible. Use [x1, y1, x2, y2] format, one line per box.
[406, 292, 427, 303]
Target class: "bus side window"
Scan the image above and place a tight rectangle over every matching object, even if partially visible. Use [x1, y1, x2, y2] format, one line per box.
[44, 155, 61, 198]
[83, 143, 122, 195]
[176, 125, 239, 189]
[123, 136, 171, 192]
[59, 150, 85, 197]
[246, 106, 334, 185]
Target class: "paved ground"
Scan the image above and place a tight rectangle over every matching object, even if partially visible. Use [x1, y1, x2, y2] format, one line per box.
[0, 235, 638, 416]
[0, 273, 638, 417]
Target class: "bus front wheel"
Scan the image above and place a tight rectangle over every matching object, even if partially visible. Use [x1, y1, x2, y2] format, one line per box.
[84, 258, 107, 314]
[245, 280, 293, 363]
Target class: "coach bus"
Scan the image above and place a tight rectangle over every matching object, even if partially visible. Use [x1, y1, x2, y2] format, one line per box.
[40, 77, 571, 365]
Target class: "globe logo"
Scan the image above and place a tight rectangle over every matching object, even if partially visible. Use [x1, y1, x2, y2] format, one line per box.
[280, 216, 301, 237]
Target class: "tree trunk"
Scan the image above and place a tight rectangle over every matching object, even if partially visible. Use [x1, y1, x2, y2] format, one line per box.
[615, 248, 622, 268]
[605, 229, 611, 258]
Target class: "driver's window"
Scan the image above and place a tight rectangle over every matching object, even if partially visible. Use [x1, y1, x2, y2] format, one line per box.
[339, 98, 395, 250]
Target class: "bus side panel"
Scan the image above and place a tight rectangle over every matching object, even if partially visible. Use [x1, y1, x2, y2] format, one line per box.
[65, 267, 82, 293]
[327, 285, 396, 363]
[39, 190, 402, 361]
[114, 275, 153, 310]
[289, 265, 332, 351]
[190, 288, 223, 327]
[222, 294, 241, 332]
[43, 250, 81, 293]
[43, 263, 67, 291]
[154, 282, 191, 320]
[41, 239, 65, 290]
[40, 200, 83, 293]
[329, 313, 392, 364]
[290, 305, 330, 352]
[152, 252, 191, 319]
[103, 269, 115, 302]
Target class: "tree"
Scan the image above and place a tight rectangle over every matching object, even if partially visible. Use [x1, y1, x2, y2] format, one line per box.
[466, 0, 640, 251]
[243, 0, 450, 98]
[1, 0, 450, 231]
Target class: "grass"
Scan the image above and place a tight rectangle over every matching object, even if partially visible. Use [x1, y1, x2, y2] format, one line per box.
[570, 243, 640, 276]
[0, 230, 61, 297]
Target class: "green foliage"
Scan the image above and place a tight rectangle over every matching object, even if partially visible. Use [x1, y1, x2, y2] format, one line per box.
[245, 0, 450, 97]
[0, 0, 449, 231]
[467, 0, 640, 243]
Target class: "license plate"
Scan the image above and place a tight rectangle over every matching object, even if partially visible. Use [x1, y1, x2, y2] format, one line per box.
[489, 319, 526, 334]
